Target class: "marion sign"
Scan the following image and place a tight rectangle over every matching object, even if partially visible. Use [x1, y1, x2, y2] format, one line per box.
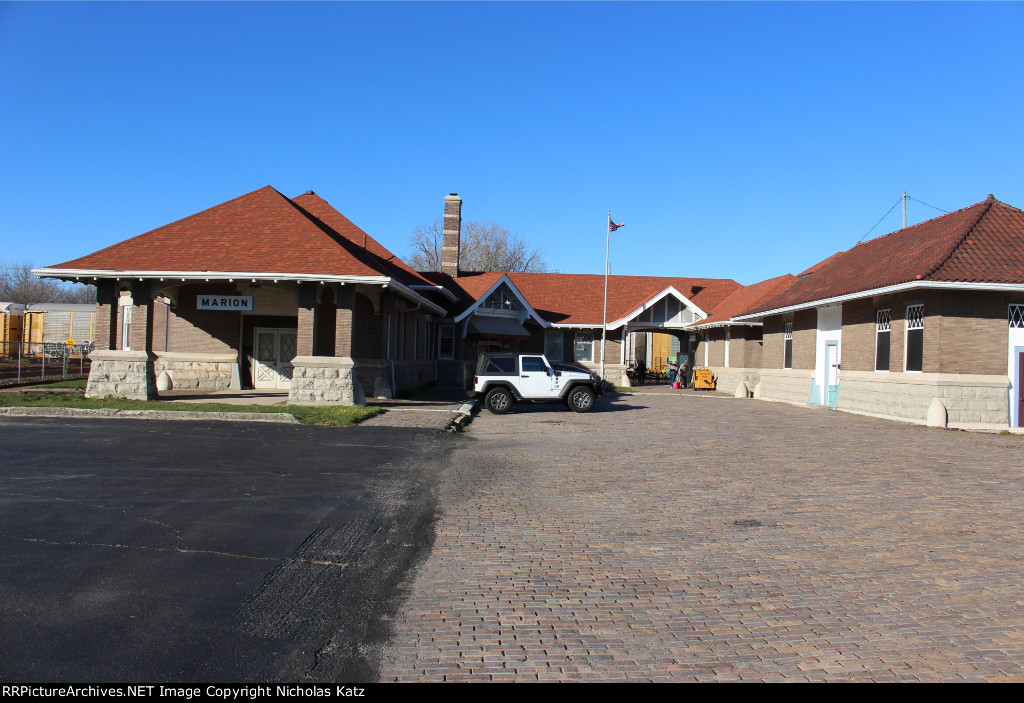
[197, 295, 253, 311]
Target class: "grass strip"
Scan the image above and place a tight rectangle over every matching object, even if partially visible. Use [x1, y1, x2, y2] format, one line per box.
[32, 379, 88, 389]
[0, 392, 384, 427]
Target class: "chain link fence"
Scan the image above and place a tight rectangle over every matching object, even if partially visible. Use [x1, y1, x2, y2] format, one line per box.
[0, 340, 94, 386]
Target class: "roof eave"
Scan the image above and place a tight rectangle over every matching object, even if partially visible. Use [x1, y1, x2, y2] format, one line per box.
[32, 268, 448, 316]
[689, 320, 763, 330]
[733, 280, 1024, 321]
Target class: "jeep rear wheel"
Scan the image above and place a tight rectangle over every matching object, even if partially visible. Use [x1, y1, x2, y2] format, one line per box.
[485, 387, 513, 414]
[567, 386, 595, 413]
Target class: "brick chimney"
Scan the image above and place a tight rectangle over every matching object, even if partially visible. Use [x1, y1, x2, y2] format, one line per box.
[442, 193, 462, 277]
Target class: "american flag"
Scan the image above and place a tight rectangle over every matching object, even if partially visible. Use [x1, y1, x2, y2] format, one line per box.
[609, 214, 625, 231]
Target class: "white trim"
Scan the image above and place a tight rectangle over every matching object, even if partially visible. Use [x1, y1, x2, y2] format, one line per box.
[452, 274, 548, 327]
[874, 308, 891, 372]
[33, 268, 448, 316]
[733, 280, 1024, 321]
[689, 320, 763, 330]
[814, 305, 842, 406]
[1009, 307, 1024, 426]
[606, 285, 708, 330]
[409, 284, 459, 303]
[904, 303, 924, 373]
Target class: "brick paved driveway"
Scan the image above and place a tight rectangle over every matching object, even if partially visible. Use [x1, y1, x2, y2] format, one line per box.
[380, 392, 1024, 681]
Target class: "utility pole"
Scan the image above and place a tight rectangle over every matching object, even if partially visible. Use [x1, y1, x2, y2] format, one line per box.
[903, 191, 907, 229]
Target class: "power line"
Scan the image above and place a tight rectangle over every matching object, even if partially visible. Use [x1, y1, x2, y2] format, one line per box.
[856, 193, 950, 244]
[906, 195, 949, 214]
[857, 197, 903, 244]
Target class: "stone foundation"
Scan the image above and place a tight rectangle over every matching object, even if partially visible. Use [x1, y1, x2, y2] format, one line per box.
[289, 356, 364, 406]
[154, 351, 239, 391]
[837, 371, 1010, 430]
[86, 350, 157, 400]
[705, 367, 760, 396]
[754, 368, 815, 406]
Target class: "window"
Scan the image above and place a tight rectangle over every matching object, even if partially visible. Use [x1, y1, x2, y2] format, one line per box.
[483, 356, 515, 373]
[482, 287, 520, 311]
[905, 304, 923, 372]
[875, 309, 891, 371]
[574, 331, 594, 363]
[1011, 304, 1024, 328]
[438, 324, 454, 360]
[521, 356, 547, 373]
[783, 322, 793, 369]
[121, 305, 132, 351]
[544, 330, 563, 361]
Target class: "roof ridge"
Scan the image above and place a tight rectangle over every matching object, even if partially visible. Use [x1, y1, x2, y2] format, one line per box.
[917, 197, 995, 281]
[289, 191, 435, 286]
[286, 197, 401, 279]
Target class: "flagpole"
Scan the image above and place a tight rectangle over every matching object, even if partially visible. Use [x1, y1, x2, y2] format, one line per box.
[601, 210, 610, 385]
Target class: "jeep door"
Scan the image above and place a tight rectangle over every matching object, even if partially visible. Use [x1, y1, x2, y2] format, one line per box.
[518, 355, 553, 397]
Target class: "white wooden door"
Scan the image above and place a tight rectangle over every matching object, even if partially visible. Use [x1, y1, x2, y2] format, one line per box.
[253, 328, 297, 390]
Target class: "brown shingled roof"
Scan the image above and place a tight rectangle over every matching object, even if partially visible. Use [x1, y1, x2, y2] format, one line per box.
[691, 274, 800, 327]
[423, 271, 741, 325]
[742, 196, 1024, 316]
[47, 186, 423, 284]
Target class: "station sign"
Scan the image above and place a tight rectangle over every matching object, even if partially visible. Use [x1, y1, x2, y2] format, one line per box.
[197, 295, 253, 311]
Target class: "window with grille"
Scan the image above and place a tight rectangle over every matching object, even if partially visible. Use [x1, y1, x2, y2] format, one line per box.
[1010, 305, 1024, 328]
[438, 324, 454, 360]
[783, 322, 793, 369]
[575, 331, 594, 363]
[905, 304, 923, 372]
[875, 309, 891, 371]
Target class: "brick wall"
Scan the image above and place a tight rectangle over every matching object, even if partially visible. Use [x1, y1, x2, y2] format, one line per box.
[762, 316, 784, 368]
[352, 292, 382, 358]
[761, 312, 813, 370]
[334, 287, 354, 357]
[705, 328, 725, 366]
[296, 284, 315, 356]
[164, 284, 241, 354]
[730, 325, 763, 368]
[934, 290, 1023, 375]
[793, 309, 816, 369]
[840, 298, 876, 371]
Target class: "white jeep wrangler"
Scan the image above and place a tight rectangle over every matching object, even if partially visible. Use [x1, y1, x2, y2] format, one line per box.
[473, 353, 603, 414]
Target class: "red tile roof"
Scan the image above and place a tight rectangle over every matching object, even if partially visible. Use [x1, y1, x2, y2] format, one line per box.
[742, 196, 1024, 316]
[691, 274, 800, 327]
[796, 250, 845, 278]
[47, 186, 425, 285]
[424, 271, 741, 325]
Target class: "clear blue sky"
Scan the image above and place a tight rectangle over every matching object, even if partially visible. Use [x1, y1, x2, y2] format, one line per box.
[2, 1, 1022, 285]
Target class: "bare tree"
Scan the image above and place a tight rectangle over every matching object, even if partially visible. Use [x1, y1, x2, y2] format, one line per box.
[0, 261, 96, 304]
[408, 218, 548, 273]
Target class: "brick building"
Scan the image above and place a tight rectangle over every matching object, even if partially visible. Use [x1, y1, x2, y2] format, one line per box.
[36, 188, 1024, 427]
[689, 274, 799, 396]
[34, 187, 738, 403]
[34, 187, 449, 403]
[729, 195, 1024, 430]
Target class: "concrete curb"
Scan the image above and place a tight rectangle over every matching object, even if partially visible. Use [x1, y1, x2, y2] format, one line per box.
[0, 406, 301, 424]
[444, 402, 478, 433]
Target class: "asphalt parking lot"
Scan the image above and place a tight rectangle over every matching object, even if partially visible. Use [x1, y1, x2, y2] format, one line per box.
[381, 391, 1024, 682]
[0, 417, 456, 682]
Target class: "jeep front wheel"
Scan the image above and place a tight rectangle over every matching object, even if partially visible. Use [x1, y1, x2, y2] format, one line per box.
[485, 387, 513, 414]
[567, 386, 595, 413]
